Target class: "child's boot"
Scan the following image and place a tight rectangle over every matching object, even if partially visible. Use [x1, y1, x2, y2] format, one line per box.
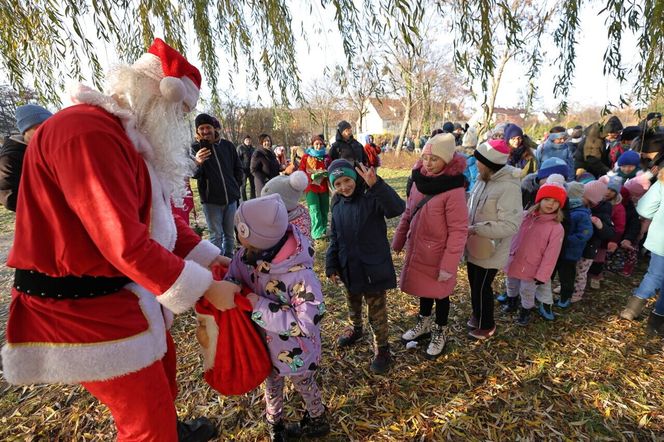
[177, 417, 218, 442]
[425, 324, 447, 359]
[370, 345, 391, 374]
[620, 296, 647, 320]
[286, 410, 330, 439]
[496, 292, 508, 303]
[502, 296, 519, 313]
[268, 420, 289, 442]
[646, 312, 664, 336]
[538, 303, 555, 321]
[336, 326, 363, 347]
[516, 307, 533, 326]
[401, 314, 433, 342]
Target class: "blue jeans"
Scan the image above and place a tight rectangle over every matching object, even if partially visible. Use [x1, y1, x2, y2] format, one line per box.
[634, 252, 664, 315]
[202, 201, 237, 257]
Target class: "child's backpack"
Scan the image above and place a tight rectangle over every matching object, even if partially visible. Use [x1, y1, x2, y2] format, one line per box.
[194, 265, 272, 395]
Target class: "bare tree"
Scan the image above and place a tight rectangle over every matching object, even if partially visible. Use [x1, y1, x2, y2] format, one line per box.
[304, 76, 342, 142]
[335, 60, 384, 132]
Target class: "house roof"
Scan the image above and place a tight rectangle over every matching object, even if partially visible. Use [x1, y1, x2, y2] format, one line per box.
[367, 98, 405, 122]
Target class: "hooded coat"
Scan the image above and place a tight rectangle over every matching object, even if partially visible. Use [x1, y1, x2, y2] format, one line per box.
[562, 199, 593, 261]
[466, 165, 523, 269]
[536, 140, 575, 179]
[392, 153, 469, 298]
[574, 122, 610, 178]
[329, 129, 367, 166]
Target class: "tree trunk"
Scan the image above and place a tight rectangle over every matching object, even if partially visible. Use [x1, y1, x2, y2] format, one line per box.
[481, 50, 512, 137]
[395, 94, 412, 156]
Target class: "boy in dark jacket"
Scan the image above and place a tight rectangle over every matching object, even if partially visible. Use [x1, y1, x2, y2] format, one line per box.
[571, 180, 616, 302]
[325, 159, 405, 374]
[329, 121, 368, 166]
[236, 135, 256, 200]
[192, 113, 243, 257]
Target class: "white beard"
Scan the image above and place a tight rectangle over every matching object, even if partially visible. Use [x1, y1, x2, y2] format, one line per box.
[106, 66, 194, 206]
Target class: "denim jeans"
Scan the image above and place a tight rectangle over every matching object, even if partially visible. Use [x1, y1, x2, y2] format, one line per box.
[202, 201, 237, 257]
[634, 252, 664, 315]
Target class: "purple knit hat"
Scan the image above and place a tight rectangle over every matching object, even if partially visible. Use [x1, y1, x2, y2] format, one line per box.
[583, 180, 609, 206]
[235, 194, 288, 249]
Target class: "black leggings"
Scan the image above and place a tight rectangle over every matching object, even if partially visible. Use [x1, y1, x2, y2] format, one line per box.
[467, 262, 498, 330]
[419, 297, 450, 326]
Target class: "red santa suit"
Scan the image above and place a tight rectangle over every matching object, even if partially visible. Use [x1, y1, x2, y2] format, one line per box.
[1, 40, 218, 441]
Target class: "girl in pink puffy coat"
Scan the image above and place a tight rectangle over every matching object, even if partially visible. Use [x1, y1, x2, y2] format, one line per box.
[504, 182, 566, 326]
[393, 133, 468, 359]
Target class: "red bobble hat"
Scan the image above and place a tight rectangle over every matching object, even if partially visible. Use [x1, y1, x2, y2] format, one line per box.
[536, 182, 567, 208]
[132, 38, 202, 111]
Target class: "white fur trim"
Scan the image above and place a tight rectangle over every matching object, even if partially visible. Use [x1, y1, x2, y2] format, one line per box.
[158, 260, 212, 314]
[160, 76, 186, 103]
[132, 53, 164, 83]
[195, 312, 218, 371]
[186, 240, 221, 267]
[181, 76, 199, 112]
[1, 284, 167, 385]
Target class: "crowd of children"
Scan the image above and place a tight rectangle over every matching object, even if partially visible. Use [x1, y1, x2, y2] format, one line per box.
[195, 116, 664, 441]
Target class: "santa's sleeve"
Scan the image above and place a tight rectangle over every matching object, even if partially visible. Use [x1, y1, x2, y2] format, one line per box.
[171, 212, 221, 265]
[51, 129, 211, 314]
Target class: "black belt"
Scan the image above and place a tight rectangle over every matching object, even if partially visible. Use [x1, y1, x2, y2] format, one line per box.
[14, 269, 131, 299]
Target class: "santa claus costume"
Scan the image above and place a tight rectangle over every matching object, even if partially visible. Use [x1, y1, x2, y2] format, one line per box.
[1, 39, 227, 441]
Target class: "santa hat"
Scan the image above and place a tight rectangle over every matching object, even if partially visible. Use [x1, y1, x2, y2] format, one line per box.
[474, 139, 510, 171]
[132, 38, 202, 111]
[423, 133, 455, 163]
[583, 180, 608, 206]
[261, 171, 308, 211]
[536, 182, 567, 208]
[235, 194, 288, 250]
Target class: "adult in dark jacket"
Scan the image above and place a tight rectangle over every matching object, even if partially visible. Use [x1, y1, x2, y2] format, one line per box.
[325, 159, 405, 374]
[574, 122, 610, 178]
[250, 133, 281, 195]
[236, 135, 256, 200]
[192, 113, 243, 257]
[0, 104, 53, 211]
[329, 120, 368, 166]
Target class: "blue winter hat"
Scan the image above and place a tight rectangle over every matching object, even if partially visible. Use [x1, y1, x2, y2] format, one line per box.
[15, 104, 52, 134]
[537, 157, 570, 181]
[442, 122, 455, 133]
[503, 123, 523, 141]
[327, 159, 357, 185]
[617, 150, 640, 167]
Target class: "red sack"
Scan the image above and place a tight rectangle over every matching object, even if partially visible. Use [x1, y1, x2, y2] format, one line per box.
[194, 264, 272, 395]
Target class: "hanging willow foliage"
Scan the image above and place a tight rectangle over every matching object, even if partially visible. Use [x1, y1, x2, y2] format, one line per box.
[0, 0, 661, 111]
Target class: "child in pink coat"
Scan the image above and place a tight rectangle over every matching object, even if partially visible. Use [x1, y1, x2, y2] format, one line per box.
[393, 134, 468, 359]
[505, 182, 566, 326]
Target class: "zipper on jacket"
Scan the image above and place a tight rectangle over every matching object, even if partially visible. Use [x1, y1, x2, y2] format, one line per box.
[212, 145, 230, 203]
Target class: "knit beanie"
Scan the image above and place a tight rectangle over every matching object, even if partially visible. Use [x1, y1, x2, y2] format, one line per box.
[616, 150, 640, 167]
[311, 134, 325, 145]
[545, 173, 566, 187]
[195, 113, 216, 128]
[503, 123, 523, 141]
[623, 171, 653, 200]
[462, 127, 478, 148]
[565, 181, 585, 200]
[474, 139, 510, 171]
[620, 126, 642, 142]
[536, 182, 567, 208]
[577, 171, 595, 184]
[442, 121, 455, 133]
[235, 194, 288, 250]
[537, 157, 570, 181]
[422, 133, 455, 163]
[600, 175, 623, 195]
[15, 104, 52, 134]
[261, 171, 308, 211]
[327, 159, 357, 185]
[601, 116, 623, 136]
[337, 120, 351, 132]
[583, 180, 609, 206]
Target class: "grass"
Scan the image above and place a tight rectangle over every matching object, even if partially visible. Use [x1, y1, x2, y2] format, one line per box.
[0, 167, 663, 441]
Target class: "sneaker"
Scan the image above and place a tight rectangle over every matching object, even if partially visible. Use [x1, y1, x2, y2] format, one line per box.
[401, 314, 433, 342]
[501, 296, 519, 313]
[425, 325, 447, 359]
[590, 278, 600, 290]
[336, 326, 363, 347]
[466, 316, 479, 329]
[284, 410, 330, 439]
[538, 303, 555, 321]
[177, 417, 218, 442]
[468, 325, 496, 340]
[556, 298, 571, 309]
[496, 292, 508, 303]
[516, 307, 533, 326]
[370, 346, 391, 374]
[620, 296, 648, 320]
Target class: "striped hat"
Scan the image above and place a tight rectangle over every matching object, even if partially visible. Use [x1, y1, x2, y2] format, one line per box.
[474, 139, 510, 171]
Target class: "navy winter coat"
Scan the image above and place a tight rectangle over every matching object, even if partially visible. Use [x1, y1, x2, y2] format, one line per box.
[562, 200, 593, 261]
[326, 178, 405, 294]
[192, 139, 243, 206]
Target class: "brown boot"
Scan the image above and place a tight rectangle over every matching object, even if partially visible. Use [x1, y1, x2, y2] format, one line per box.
[620, 296, 647, 320]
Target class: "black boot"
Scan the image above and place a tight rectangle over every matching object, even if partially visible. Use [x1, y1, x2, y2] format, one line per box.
[336, 326, 363, 347]
[502, 296, 518, 313]
[516, 307, 533, 327]
[177, 417, 218, 442]
[285, 410, 330, 438]
[646, 311, 664, 336]
[268, 420, 289, 442]
[370, 345, 391, 374]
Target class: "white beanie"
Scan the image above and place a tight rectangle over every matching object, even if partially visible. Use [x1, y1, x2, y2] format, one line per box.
[422, 133, 455, 163]
[261, 171, 308, 211]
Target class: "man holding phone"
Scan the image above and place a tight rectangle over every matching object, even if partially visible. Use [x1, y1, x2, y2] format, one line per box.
[192, 113, 243, 257]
